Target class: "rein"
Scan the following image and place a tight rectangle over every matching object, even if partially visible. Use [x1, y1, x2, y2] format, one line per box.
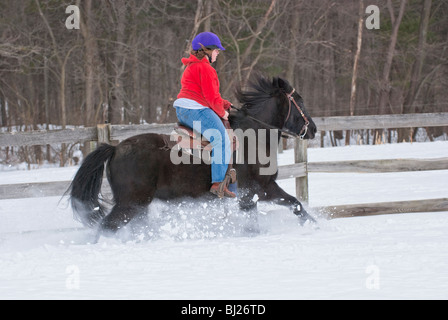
[230, 104, 298, 139]
[230, 88, 309, 140]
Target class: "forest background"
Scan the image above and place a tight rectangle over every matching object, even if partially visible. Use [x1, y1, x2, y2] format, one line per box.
[0, 0, 447, 166]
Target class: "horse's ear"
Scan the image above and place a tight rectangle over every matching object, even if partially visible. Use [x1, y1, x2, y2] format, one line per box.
[274, 77, 290, 91]
[273, 77, 288, 90]
[278, 77, 291, 92]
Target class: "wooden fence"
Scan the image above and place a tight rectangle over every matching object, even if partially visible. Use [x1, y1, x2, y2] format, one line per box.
[1, 113, 448, 218]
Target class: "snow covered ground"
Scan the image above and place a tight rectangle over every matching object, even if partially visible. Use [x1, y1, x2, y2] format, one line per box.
[0, 141, 447, 300]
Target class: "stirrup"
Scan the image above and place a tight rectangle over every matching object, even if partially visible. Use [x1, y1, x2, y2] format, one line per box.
[229, 168, 237, 184]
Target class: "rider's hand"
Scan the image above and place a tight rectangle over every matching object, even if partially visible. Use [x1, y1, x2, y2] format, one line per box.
[222, 110, 229, 120]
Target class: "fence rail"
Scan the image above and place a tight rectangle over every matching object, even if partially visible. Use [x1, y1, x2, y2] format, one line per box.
[1, 113, 448, 218]
[315, 198, 448, 218]
[0, 123, 175, 147]
[308, 158, 448, 173]
[313, 112, 448, 131]
[0, 181, 71, 200]
[2, 112, 447, 147]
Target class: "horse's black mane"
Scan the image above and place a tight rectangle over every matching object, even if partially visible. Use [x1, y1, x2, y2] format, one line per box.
[234, 75, 285, 118]
[230, 75, 291, 130]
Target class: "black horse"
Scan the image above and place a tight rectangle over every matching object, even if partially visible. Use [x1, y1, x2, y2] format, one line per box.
[68, 75, 317, 238]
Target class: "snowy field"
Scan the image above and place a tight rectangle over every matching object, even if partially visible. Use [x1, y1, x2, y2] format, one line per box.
[0, 140, 447, 300]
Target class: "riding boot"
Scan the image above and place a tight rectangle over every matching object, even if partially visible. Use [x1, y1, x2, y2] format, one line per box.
[210, 166, 237, 198]
[210, 182, 236, 198]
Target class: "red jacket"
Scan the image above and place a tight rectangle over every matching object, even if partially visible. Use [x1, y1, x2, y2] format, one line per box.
[177, 54, 231, 118]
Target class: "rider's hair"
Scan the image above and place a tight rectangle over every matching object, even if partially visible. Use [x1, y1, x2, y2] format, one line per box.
[191, 43, 212, 60]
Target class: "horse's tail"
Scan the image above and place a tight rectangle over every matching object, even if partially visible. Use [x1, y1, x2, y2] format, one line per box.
[68, 143, 116, 228]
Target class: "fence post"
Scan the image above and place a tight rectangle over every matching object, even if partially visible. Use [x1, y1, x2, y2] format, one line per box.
[97, 123, 111, 144]
[294, 138, 309, 203]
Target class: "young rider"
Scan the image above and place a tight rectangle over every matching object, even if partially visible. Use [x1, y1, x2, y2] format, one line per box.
[173, 32, 235, 198]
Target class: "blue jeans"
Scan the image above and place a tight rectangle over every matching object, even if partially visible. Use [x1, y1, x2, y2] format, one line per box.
[175, 107, 231, 183]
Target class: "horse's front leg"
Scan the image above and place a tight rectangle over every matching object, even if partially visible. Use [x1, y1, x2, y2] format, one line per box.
[260, 181, 316, 225]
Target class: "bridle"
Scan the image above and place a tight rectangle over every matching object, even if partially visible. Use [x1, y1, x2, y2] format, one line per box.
[230, 88, 311, 140]
[284, 88, 310, 140]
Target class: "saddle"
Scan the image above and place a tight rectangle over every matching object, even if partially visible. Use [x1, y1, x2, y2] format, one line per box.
[172, 124, 213, 152]
[169, 121, 239, 155]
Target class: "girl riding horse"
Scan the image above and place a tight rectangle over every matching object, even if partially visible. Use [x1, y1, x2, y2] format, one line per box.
[173, 32, 235, 198]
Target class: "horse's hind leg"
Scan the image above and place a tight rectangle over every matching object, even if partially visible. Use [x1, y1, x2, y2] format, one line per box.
[99, 203, 149, 238]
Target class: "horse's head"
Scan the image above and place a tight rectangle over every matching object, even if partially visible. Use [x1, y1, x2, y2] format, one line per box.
[273, 77, 317, 140]
[234, 75, 316, 140]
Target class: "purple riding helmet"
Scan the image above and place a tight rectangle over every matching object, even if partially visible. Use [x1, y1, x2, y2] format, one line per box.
[192, 32, 226, 51]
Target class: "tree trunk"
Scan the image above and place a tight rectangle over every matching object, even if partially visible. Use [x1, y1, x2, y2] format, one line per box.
[81, 0, 99, 126]
[378, 0, 407, 115]
[283, 6, 300, 152]
[204, 0, 212, 31]
[286, 7, 299, 85]
[60, 61, 67, 129]
[130, 0, 141, 124]
[0, 91, 6, 127]
[398, 0, 432, 142]
[376, 0, 407, 143]
[349, 0, 364, 117]
[108, 0, 127, 124]
[347, 0, 364, 145]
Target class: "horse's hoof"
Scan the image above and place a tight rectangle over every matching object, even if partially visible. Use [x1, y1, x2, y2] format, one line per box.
[295, 207, 317, 226]
[96, 225, 117, 240]
[90, 228, 101, 244]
